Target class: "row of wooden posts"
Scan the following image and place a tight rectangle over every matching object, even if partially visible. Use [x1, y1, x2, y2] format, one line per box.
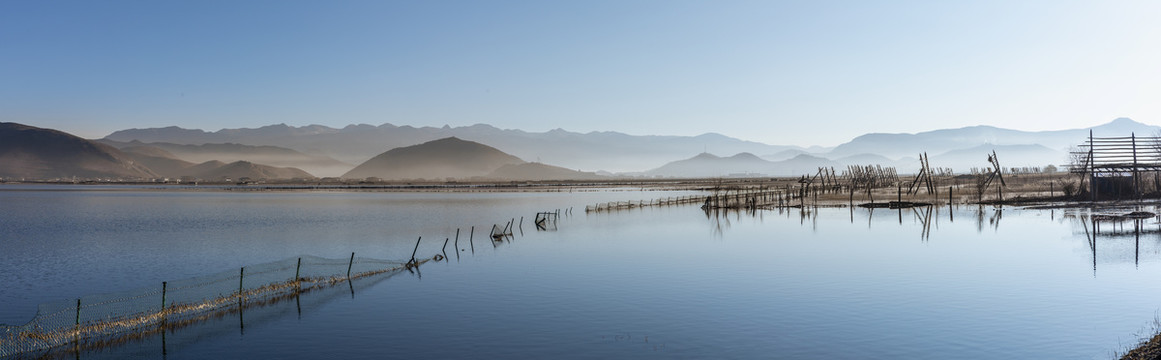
[585, 195, 711, 212]
[66, 205, 579, 347]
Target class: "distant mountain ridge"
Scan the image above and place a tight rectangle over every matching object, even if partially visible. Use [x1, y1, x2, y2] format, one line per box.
[828, 118, 1159, 159]
[0, 122, 314, 181]
[103, 118, 1156, 176]
[105, 123, 811, 173]
[118, 147, 313, 180]
[98, 139, 351, 177]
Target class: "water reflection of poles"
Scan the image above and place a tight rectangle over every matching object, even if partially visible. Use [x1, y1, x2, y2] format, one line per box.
[911, 206, 933, 241]
[1135, 219, 1141, 268]
[990, 208, 1002, 231]
[161, 325, 167, 360]
[976, 206, 985, 234]
[948, 201, 954, 223]
[812, 207, 817, 232]
[1081, 216, 1096, 277]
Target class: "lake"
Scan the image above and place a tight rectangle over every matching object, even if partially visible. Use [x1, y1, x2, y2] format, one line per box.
[2, 185, 1160, 359]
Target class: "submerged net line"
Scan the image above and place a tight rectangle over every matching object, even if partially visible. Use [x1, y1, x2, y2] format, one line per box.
[0, 254, 428, 358]
[585, 195, 706, 212]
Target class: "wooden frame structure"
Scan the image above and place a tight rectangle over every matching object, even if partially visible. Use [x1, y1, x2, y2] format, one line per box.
[1070, 130, 1161, 200]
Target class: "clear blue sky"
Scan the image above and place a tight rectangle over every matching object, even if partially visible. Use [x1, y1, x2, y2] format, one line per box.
[2, 0, 1159, 146]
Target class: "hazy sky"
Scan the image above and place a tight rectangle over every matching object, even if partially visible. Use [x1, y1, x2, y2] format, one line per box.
[2, 1, 1159, 146]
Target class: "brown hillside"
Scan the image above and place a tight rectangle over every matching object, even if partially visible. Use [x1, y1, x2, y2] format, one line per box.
[197, 161, 313, 180]
[343, 137, 524, 180]
[121, 151, 196, 178]
[0, 122, 156, 179]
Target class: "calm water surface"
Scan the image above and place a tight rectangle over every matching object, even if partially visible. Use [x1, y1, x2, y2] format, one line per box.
[2, 185, 1161, 359]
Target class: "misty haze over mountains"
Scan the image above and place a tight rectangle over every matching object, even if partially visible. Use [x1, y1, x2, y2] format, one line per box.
[104, 123, 810, 175]
[2, 118, 1157, 181]
[101, 118, 1158, 178]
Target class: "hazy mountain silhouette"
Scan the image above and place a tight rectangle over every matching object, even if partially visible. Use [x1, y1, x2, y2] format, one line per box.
[827, 117, 1158, 159]
[761, 149, 811, 162]
[105, 123, 811, 173]
[832, 153, 907, 169]
[645, 152, 776, 178]
[193, 161, 313, 180]
[0, 122, 156, 179]
[342, 137, 525, 180]
[100, 140, 350, 177]
[115, 148, 313, 180]
[120, 146, 196, 177]
[769, 154, 839, 176]
[96, 117, 1156, 177]
[121, 145, 181, 159]
[485, 162, 606, 181]
[930, 144, 1063, 172]
[183, 160, 228, 177]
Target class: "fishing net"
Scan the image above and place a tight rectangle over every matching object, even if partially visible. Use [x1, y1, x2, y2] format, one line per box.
[0, 254, 413, 357]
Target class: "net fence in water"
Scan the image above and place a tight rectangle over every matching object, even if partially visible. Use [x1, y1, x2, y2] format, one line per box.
[0, 254, 418, 357]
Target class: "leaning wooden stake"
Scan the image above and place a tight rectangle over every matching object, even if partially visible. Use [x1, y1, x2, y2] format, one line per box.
[347, 252, 355, 278]
[409, 237, 422, 264]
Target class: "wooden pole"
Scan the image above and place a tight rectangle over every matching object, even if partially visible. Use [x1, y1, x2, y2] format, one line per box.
[409, 237, 422, 264]
[239, 267, 244, 295]
[347, 252, 355, 278]
[161, 282, 167, 311]
[75, 298, 81, 326]
[1090, 129, 1096, 202]
[1133, 132, 1140, 200]
[295, 257, 302, 282]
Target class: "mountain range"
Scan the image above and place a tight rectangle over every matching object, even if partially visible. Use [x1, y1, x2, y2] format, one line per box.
[3, 118, 1158, 181]
[102, 118, 1160, 178]
[104, 123, 812, 174]
[0, 123, 312, 181]
[342, 137, 604, 181]
[97, 139, 351, 177]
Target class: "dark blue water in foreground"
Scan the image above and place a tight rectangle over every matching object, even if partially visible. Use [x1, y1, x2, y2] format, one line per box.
[3, 185, 1161, 359]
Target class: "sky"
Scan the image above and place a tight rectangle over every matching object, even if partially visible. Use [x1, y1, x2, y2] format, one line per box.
[2, 0, 1160, 147]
